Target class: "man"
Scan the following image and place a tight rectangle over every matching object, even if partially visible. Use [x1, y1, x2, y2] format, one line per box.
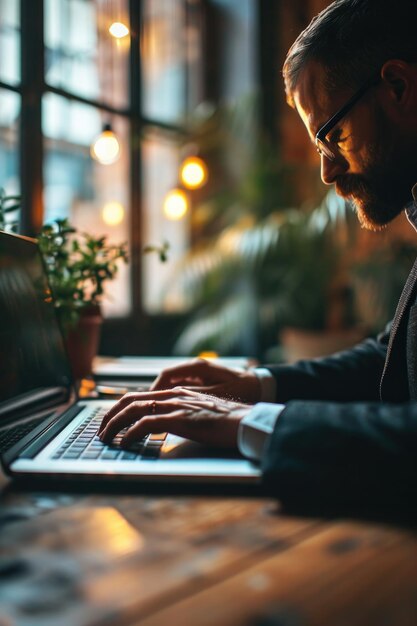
[99, 0, 417, 509]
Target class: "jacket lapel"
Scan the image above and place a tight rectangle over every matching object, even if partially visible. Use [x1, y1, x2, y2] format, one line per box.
[380, 256, 417, 401]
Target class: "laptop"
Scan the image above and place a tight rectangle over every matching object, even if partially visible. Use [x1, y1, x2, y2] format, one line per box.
[0, 230, 261, 485]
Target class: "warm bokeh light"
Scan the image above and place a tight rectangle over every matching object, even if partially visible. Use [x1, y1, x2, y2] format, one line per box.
[90, 509, 144, 557]
[109, 21, 130, 38]
[91, 126, 120, 165]
[180, 156, 208, 189]
[163, 188, 188, 220]
[102, 200, 125, 226]
[198, 351, 219, 360]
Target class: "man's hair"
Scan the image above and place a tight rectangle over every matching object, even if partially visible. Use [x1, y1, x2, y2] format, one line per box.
[283, 0, 417, 106]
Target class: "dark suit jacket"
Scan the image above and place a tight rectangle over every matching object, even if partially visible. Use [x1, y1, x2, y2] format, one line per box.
[261, 258, 417, 511]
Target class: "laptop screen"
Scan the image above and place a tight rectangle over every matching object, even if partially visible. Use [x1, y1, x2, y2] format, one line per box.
[0, 231, 73, 416]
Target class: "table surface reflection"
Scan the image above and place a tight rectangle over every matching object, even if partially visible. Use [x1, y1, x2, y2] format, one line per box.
[1, 470, 417, 626]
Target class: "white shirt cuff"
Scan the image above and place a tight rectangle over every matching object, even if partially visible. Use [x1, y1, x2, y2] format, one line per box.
[237, 402, 285, 461]
[253, 368, 276, 401]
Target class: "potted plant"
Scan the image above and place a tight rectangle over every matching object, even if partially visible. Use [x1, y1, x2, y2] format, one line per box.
[0, 192, 128, 378]
[38, 218, 128, 379]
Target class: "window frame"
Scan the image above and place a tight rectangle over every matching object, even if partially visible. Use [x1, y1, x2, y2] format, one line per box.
[12, 0, 201, 353]
[7, 0, 268, 355]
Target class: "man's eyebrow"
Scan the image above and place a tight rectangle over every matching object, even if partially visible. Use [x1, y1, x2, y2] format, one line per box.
[328, 127, 342, 141]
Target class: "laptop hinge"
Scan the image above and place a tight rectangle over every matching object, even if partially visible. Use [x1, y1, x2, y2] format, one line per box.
[1, 403, 83, 470]
[0, 387, 71, 426]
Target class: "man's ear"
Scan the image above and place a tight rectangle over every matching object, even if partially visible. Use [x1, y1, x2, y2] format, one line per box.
[380, 60, 416, 106]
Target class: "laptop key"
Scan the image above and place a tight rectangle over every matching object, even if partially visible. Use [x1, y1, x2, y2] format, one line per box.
[101, 450, 122, 460]
[50, 408, 152, 462]
[148, 433, 167, 442]
[63, 450, 82, 459]
[120, 451, 139, 460]
[81, 450, 101, 459]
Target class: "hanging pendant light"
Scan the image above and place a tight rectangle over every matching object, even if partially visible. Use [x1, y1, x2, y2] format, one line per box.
[109, 0, 129, 39]
[179, 155, 208, 190]
[90, 0, 127, 165]
[109, 21, 129, 38]
[163, 188, 189, 220]
[91, 122, 120, 165]
[102, 200, 125, 225]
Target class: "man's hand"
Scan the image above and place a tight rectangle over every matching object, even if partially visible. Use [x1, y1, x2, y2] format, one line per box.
[150, 358, 261, 403]
[98, 387, 252, 449]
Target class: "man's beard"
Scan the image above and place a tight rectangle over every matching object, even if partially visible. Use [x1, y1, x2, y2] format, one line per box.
[334, 123, 415, 231]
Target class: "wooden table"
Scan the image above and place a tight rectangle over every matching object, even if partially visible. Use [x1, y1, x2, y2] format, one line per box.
[1, 469, 417, 626]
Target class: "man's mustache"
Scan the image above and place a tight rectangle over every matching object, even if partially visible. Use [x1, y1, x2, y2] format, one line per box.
[335, 175, 370, 198]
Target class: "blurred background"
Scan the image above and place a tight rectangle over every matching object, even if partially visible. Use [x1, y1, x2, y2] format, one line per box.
[1, 0, 416, 362]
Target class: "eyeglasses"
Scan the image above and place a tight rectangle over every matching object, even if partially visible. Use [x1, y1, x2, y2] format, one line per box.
[315, 75, 380, 162]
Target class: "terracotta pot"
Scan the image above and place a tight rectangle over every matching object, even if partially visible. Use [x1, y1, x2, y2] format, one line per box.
[280, 326, 365, 364]
[65, 306, 102, 380]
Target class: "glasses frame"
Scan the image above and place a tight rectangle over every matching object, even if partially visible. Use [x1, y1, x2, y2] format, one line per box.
[315, 75, 380, 161]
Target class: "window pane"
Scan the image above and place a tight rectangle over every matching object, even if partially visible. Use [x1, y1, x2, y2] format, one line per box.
[141, 0, 187, 123]
[142, 131, 190, 312]
[45, 0, 129, 109]
[43, 93, 131, 317]
[0, 0, 20, 85]
[0, 89, 20, 230]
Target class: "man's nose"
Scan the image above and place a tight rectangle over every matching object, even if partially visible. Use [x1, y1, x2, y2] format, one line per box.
[320, 153, 348, 185]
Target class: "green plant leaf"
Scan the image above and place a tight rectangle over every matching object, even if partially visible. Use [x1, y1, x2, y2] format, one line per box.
[37, 218, 128, 335]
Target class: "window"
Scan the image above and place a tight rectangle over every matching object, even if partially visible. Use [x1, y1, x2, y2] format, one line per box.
[0, 0, 259, 354]
[45, 0, 129, 109]
[0, 0, 21, 224]
[140, 0, 204, 312]
[43, 0, 131, 317]
[0, 89, 20, 207]
[141, 0, 187, 124]
[141, 129, 190, 313]
[0, 0, 20, 86]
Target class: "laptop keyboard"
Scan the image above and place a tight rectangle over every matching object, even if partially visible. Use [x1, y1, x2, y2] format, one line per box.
[0, 416, 48, 454]
[51, 407, 167, 461]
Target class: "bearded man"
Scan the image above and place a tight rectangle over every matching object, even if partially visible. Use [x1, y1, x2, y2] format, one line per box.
[100, 0, 417, 510]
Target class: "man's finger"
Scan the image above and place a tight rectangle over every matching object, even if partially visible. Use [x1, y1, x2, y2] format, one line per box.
[151, 358, 231, 391]
[151, 361, 203, 390]
[99, 401, 150, 442]
[121, 412, 183, 447]
[98, 392, 141, 434]
[99, 397, 194, 442]
[98, 388, 179, 434]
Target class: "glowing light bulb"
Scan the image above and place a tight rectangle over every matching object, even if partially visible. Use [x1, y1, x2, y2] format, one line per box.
[180, 156, 208, 190]
[109, 22, 130, 38]
[102, 201, 125, 226]
[91, 124, 120, 165]
[163, 189, 188, 220]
